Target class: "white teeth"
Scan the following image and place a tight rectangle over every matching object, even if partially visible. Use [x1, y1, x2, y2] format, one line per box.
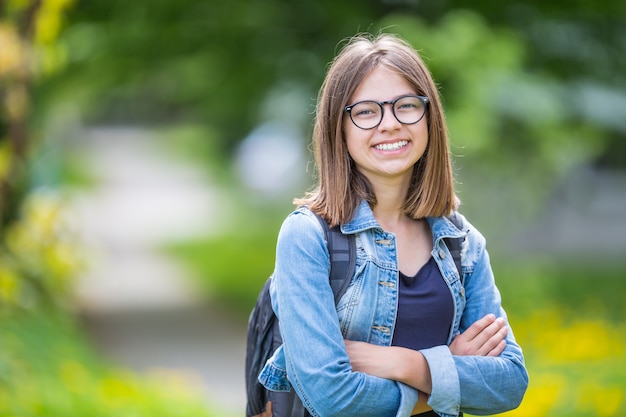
[375, 141, 408, 151]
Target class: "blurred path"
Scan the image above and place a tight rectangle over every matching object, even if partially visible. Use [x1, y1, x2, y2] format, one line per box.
[70, 127, 246, 416]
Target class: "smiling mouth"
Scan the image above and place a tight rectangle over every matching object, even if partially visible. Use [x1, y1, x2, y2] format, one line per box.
[374, 140, 409, 151]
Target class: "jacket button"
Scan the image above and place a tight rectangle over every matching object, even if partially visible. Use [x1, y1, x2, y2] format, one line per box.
[438, 248, 446, 259]
[372, 325, 390, 333]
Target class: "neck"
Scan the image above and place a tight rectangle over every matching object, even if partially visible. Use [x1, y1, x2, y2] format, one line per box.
[369, 177, 412, 229]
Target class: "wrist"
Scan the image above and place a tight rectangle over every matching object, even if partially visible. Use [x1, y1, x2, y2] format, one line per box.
[392, 348, 432, 393]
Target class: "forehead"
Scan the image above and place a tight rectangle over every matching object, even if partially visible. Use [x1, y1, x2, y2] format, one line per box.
[350, 65, 416, 103]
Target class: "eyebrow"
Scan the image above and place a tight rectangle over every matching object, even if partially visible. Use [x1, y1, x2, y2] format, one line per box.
[348, 92, 418, 104]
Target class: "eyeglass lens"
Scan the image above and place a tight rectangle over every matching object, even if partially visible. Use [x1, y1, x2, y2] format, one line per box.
[348, 96, 427, 130]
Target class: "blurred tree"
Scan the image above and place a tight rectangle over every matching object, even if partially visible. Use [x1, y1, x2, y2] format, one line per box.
[40, 0, 626, 172]
[39, 0, 395, 153]
[401, 0, 626, 169]
[1, 0, 74, 230]
[372, 3, 626, 235]
[1, 0, 77, 311]
[1, 1, 37, 230]
[377, 11, 613, 226]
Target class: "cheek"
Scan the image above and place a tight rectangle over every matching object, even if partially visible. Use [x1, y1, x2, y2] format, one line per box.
[414, 120, 429, 143]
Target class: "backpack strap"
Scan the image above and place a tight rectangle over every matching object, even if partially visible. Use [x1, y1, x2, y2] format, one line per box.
[279, 214, 354, 417]
[316, 211, 461, 291]
[313, 213, 356, 304]
[444, 211, 464, 282]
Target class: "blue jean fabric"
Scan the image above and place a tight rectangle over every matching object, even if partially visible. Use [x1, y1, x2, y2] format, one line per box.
[259, 201, 528, 417]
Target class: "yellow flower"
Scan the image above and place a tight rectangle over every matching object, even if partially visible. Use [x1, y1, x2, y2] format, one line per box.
[501, 308, 626, 416]
[499, 372, 566, 417]
[577, 382, 623, 416]
[517, 309, 625, 364]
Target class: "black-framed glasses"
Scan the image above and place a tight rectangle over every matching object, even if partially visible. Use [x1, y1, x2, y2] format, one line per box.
[344, 95, 429, 130]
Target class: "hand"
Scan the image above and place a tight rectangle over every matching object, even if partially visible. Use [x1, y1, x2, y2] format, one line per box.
[449, 313, 508, 357]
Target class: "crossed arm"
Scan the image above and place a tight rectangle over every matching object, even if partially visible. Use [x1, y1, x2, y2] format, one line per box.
[345, 313, 508, 415]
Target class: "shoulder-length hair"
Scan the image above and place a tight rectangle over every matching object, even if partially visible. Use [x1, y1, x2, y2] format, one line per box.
[295, 33, 458, 226]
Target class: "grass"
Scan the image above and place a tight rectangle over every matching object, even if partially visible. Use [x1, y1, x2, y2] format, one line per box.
[494, 258, 626, 320]
[166, 229, 278, 314]
[163, 199, 291, 318]
[0, 309, 232, 417]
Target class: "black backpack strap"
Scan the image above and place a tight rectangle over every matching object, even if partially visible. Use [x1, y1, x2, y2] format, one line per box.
[270, 213, 354, 417]
[247, 213, 355, 417]
[290, 395, 309, 417]
[313, 213, 356, 304]
[444, 211, 464, 282]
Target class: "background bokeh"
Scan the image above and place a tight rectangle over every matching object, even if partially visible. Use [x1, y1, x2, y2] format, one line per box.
[1, 1, 625, 416]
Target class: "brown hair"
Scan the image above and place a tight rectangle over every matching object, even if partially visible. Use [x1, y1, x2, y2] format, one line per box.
[295, 33, 458, 226]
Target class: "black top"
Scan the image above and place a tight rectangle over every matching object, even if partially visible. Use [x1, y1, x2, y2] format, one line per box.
[392, 256, 454, 351]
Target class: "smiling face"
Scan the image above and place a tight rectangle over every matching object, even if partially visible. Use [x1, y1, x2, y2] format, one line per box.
[344, 65, 429, 190]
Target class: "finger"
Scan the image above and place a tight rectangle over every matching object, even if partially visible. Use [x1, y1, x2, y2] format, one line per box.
[470, 319, 505, 355]
[462, 313, 497, 341]
[471, 316, 506, 349]
[487, 339, 507, 357]
[477, 322, 508, 356]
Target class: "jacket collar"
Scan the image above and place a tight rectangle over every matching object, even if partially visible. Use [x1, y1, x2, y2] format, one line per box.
[341, 200, 380, 234]
[341, 200, 466, 241]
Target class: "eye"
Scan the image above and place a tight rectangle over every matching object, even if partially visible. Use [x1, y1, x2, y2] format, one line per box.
[351, 102, 380, 118]
[395, 97, 423, 113]
[355, 108, 375, 116]
[397, 102, 418, 110]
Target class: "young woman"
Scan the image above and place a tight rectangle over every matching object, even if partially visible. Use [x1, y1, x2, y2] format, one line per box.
[259, 33, 528, 417]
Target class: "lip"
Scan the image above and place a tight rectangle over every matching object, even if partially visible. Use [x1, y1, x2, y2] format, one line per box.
[373, 139, 410, 151]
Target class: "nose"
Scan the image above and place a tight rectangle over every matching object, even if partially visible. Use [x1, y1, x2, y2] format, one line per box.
[378, 103, 401, 131]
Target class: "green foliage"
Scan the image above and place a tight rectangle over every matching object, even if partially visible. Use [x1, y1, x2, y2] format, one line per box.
[40, 1, 626, 168]
[52, 151, 99, 189]
[166, 231, 276, 315]
[494, 259, 626, 323]
[31, 2, 626, 242]
[0, 190, 83, 312]
[0, 310, 227, 417]
[157, 124, 230, 181]
[1, 0, 75, 231]
[44, 0, 394, 146]
[350, 10, 620, 243]
[164, 205, 287, 315]
[380, 12, 607, 215]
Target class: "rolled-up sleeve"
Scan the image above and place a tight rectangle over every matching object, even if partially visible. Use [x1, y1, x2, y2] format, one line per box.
[421, 225, 528, 417]
[420, 345, 461, 416]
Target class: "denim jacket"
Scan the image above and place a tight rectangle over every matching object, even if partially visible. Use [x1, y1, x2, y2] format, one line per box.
[259, 201, 528, 417]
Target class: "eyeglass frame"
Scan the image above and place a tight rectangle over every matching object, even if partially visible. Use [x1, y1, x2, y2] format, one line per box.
[344, 95, 430, 130]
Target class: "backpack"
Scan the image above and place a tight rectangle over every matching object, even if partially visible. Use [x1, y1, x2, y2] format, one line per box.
[245, 212, 464, 417]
